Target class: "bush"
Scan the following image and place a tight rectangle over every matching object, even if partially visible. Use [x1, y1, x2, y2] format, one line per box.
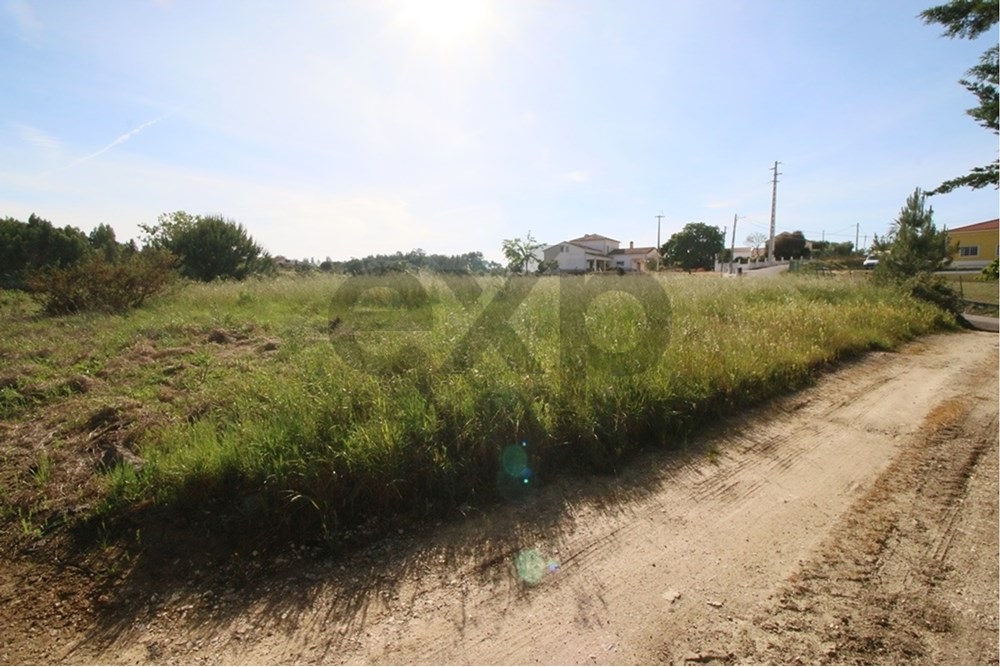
[141, 212, 274, 282]
[903, 273, 962, 317]
[981, 258, 999, 280]
[27, 250, 177, 315]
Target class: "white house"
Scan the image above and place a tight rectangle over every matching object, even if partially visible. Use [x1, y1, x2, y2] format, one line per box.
[543, 234, 659, 273]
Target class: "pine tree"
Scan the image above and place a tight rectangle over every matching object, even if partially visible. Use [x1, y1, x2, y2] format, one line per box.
[876, 188, 952, 278]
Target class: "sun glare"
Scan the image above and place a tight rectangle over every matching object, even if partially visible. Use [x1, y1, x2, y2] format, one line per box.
[394, 0, 492, 47]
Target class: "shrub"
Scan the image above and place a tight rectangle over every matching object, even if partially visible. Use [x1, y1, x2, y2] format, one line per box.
[981, 258, 999, 280]
[903, 273, 962, 317]
[141, 211, 274, 282]
[27, 250, 177, 314]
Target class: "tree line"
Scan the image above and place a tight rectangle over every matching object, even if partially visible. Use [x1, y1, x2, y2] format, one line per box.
[0, 211, 514, 313]
[307, 249, 504, 275]
[0, 211, 273, 290]
[0, 212, 275, 314]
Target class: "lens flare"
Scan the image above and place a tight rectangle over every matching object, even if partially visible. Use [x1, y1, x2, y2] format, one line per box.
[502, 441, 532, 484]
[514, 548, 560, 586]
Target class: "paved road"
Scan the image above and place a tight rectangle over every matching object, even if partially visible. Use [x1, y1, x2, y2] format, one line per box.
[962, 314, 1000, 332]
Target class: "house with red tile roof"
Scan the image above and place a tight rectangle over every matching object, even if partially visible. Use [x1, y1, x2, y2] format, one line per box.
[542, 234, 659, 272]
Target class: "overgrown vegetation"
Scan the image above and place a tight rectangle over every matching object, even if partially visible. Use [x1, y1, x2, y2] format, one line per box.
[874, 188, 962, 315]
[26, 250, 177, 315]
[0, 272, 951, 546]
[1, 211, 277, 315]
[0, 214, 110, 289]
[982, 258, 999, 280]
[140, 211, 274, 282]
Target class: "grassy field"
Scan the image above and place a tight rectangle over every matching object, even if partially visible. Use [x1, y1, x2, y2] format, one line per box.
[939, 272, 999, 306]
[0, 272, 954, 543]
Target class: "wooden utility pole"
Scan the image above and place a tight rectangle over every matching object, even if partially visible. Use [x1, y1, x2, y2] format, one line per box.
[730, 213, 738, 274]
[768, 161, 781, 262]
[855, 223, 859, 252]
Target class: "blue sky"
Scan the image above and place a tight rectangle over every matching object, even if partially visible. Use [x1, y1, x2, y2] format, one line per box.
[2, 0, 997, 262]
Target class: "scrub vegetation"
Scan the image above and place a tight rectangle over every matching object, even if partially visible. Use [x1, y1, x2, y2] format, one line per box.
[0, 272, 953, 546]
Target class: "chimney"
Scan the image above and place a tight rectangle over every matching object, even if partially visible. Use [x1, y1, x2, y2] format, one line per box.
[629, 241, 634, 249]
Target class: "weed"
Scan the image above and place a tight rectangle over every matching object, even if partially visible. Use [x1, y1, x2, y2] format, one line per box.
[2, 273, 950, 542]
[30, 453, 53, 486]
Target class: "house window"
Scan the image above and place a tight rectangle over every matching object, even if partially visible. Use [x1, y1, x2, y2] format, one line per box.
[959, 245, 979, 257]
[616, 260, 625, 266]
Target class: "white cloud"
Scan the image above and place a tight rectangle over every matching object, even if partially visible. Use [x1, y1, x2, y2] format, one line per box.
[14, 124, 60, 153]
[565, 170, 589, 183]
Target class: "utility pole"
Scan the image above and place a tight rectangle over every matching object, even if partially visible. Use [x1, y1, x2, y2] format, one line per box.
[855, 223, 859, 252]
[730, 213, 738, 274]
[656, 213, 664, 270]
[768, 161, 781, 262]
[721, 226, 727, 273]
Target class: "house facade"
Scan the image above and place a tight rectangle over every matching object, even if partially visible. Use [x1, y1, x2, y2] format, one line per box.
[947, 219, 999, 269]
[543, 234, 659, 272]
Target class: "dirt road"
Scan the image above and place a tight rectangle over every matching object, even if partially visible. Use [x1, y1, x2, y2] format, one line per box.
[2, 330, 997, 665]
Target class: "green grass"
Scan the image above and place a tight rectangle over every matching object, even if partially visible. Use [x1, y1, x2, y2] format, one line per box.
[939, 273, 999, 306]
[0, 272, 953, 540]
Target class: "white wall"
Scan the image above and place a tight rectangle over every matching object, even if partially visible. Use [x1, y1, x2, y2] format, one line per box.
[544, 244, 590, 271]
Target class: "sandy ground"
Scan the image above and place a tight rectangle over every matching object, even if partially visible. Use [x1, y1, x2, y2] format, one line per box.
[1, 330, 997, 665]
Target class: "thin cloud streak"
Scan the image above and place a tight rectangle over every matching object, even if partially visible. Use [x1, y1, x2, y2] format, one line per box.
[44, 116, 164, 176]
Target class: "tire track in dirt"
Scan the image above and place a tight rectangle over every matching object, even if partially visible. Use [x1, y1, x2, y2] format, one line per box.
[319, 332, 997, 666]
[723, 360, 998, 666]
[4, 331, 996, 665]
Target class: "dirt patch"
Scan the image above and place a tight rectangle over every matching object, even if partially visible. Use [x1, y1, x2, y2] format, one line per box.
[0, 331, 996, 665]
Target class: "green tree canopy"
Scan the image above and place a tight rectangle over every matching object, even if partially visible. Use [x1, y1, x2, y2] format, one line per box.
[501, 231, 543, 274]
[141, 212, 273, 281]
[921, 0, 999, 194]
[811, 240, 855, 258]
[0, 214, 91, 288]
[88, 223, 121, 263]
[661, 222, 724, 271]
[773, 231, 811, 259]
[875, 188, 952, 277]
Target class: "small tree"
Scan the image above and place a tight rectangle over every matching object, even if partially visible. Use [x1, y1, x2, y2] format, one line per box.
[875, 188, 959, 315]
[745, 232, 768, 259]
[773, 231, 810, 259]
[502, 231, 543, 274]
[141, 212, 273, 281]
[661, 222, 724, 271]
[875, 188, 952, 278]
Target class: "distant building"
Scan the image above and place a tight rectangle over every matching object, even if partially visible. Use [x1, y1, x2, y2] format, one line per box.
[542, 234, 659, 272]
[947, 219, 999, 269]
